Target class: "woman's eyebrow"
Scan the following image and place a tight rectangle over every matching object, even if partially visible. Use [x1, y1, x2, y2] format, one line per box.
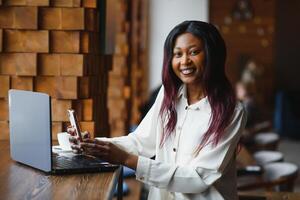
[174, 44, 199, 49]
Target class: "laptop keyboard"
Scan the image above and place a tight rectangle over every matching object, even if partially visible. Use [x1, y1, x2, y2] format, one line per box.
[52, 154, 106, 169]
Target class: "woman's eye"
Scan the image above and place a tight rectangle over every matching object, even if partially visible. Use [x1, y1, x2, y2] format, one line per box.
[190, 50, 199, 56]
[173, 52, 182, 58]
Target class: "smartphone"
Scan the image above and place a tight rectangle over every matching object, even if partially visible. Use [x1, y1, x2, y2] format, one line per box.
[67, 109, 83, 142]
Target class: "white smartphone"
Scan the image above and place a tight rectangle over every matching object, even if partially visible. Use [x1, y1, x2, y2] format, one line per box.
[67, 109, 83, 142]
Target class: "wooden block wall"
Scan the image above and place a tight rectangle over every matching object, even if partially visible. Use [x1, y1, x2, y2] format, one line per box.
[0, 29, 2, 52]
[107, 0, 129, 137]
[0, 53, 37, 76]
[4, 30, 49, 52]
[0, 0, 110, 140]
[0, 75, 10, 97]
[107, 0, 149, 137]
[210, 0, 275, 107]
[128, 0, 149, 126]
[1, 0, 49, 6]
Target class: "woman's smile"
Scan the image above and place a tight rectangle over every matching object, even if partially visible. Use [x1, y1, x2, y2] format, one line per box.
[172, 33, 205, 86]
[180, 67, 196, 76]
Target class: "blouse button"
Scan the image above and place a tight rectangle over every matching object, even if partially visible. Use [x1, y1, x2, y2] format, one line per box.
[173, 148, 176, 152]
[185, 106, 188, 110]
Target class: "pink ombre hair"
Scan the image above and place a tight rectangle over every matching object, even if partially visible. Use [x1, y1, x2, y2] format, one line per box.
[159, 21, 236, 152]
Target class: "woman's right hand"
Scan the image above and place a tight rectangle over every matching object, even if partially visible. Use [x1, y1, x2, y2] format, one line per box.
[67, 126, 90, 153]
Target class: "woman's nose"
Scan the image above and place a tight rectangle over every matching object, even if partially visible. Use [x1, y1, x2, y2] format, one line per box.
[180, 54, 191, 65]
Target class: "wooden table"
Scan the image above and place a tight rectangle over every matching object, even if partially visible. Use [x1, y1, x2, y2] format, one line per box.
[239, 191, 300, 200]
[0, 141, 123, 200]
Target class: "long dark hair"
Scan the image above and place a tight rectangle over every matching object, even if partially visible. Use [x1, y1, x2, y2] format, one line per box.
[159, 21, 236, 152]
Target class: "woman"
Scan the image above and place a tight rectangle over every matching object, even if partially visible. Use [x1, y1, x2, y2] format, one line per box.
[70, 21, 246, 200]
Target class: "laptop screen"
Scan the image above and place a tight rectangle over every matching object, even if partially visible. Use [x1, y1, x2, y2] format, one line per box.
[9, 90, 52, 172]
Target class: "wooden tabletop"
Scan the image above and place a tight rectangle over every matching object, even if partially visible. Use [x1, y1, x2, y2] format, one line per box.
[239, 191, 300, 200]
[0, 141, 122, 200]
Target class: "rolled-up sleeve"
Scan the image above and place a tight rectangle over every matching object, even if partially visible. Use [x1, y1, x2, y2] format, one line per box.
[136, 156, 209, 193]
[135, 105, 247, 193]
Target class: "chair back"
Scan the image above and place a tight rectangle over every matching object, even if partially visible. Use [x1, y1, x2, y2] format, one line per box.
[263, 162, 299, 192]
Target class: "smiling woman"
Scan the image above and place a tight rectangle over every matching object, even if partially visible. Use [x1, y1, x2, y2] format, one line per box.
[171, 33, 206, 104]
[69, 21, 246, 200]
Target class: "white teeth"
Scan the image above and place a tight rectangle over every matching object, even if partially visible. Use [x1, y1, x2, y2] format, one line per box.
[181, 68, 194, 75]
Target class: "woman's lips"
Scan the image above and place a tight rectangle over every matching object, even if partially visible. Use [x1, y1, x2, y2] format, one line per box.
[180, 68, 195, 75]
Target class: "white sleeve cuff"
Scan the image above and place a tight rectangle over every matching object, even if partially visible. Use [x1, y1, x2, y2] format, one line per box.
[95, 137, 111, 142]
[135, 156, 151, 183]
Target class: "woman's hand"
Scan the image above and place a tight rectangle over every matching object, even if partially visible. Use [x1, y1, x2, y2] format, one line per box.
[67, 126, 90, 153]
[80, 139, 138, 170]
[67, 127, 138, 170]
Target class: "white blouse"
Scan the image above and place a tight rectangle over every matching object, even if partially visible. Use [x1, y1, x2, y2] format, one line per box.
[97, 85, 246, 200]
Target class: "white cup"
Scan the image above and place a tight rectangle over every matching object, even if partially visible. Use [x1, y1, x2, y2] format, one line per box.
[57, 132, 72, 151]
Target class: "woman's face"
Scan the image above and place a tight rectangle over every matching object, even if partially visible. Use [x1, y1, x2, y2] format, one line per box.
[172, 33, 205, 86]
[236, 83, 247, 100]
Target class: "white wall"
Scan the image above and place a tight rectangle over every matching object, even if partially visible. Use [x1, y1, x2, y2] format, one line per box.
[148, 0, 209, 90]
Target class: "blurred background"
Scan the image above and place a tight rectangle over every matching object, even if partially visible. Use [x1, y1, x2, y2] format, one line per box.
[0, 0, 299, 199]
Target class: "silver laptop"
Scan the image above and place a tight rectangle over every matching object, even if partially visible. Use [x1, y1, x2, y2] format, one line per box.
[8, 89, 118, 174]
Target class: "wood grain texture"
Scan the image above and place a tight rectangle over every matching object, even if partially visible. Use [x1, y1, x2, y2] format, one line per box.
[2, 0, 48, 5]
[11, 76, 33, 91]
[51, 99, 72, 121]
[82, 0, 97, 8]
[38, 54, 60, 76]
[0, 99, 8, 121]
[108, 99, 126, 119]
[0, 53, 36, 76]
[35, 76, 57, 97]
[0, 6, 37, 29]
[0, 121, 9, 140]
[238, 191, 300, 200]
[13, 6, 38, 29]
[3, 0, 25, 5]
[79, 121, 95, 137]
[40, 8, 84, 30]
[52, 122, 63, 140]
[26, 0, 49, 6]
[0, 29, 2, 52]
[51, 0, 81, 7]
[80, 31, 99, 53]
[78, 76, 91, 98]
[0, 54, 16, 75]
[15, 53, 36, 76]
[40, 7, 62, 30]
[39, 54, 86, 76]
[85, 9, 98, 31]
[0, 141, 121, 199]
[0, 75, 9, 98]
[60, 54, 85, 76]
[0, 3, 110, 143]
[0, 8, 14, 28]
[62, 8, 84, 30]
[51, 31, 80, 53]
[35, 76, 78, 99]
[56, 76, 78, 99]
[73, 99, 93, 121]
[4, 30, 49, 52]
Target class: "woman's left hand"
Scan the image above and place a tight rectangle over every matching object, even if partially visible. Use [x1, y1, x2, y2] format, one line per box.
[80, 139, 138, 169]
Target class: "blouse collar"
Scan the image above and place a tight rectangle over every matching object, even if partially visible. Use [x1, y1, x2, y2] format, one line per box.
[177, 85, 210, 111]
